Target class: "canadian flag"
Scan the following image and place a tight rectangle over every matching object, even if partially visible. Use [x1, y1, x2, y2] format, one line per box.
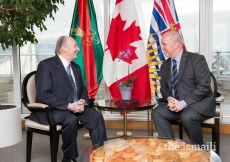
[103, 0, 151, 100]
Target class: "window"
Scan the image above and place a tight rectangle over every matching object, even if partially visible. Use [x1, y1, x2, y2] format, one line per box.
[0, 46, 14, 103]
[174, 0, 199, 52]
[212, 0, 230, 78]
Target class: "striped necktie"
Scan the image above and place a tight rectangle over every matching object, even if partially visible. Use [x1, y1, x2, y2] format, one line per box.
[67, 64, 78, 102]
[172, 59, 178, 99]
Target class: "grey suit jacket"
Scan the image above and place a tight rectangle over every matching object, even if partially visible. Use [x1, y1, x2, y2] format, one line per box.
[160, 51, 215, 117]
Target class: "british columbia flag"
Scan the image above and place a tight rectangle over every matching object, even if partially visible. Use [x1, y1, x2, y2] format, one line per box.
[146, 0, 185, 104]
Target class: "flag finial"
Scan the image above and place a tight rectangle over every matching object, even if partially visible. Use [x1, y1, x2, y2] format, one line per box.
[169, 22, 177, 31]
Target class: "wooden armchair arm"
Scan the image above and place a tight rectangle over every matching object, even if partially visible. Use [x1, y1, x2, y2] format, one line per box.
[214, 102, 220, 118]
[27, 103, 57, 130]
[27, 103, 51, 111]
[45, 107, 58, 130]
[159, 98, 164, 102]
[89, 98, 96, 109]
[215, 96, 224, 118]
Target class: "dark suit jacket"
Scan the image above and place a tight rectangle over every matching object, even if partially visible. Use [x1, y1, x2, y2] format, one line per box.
[29, 55, 89, 125]
[160, 51, 215, 117]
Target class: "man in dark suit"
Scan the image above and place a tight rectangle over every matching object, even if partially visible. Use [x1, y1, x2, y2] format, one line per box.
[152, 31, 215, 146]
[29, 36, 107, 162]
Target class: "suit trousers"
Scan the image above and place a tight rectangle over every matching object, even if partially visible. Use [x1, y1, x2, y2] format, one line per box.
[152, 102, 210, 145]
[59, 106, 107, 159]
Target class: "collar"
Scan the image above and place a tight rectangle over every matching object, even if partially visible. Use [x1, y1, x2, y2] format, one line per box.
[58, 54, 70, 70]
[173, 50, 183, 63]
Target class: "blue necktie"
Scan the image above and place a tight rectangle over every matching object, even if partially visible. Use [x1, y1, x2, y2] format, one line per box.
[67, 64, 78, 102]
[172, 59, 178, 99]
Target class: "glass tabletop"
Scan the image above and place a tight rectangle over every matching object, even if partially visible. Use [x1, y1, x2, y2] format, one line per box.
[80, 137, 221, 162]
[95, 99, 155, 112]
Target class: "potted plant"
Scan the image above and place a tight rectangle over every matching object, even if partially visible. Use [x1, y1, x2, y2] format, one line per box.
[117, 49, 136, 100]
[0, 104, 22, 148]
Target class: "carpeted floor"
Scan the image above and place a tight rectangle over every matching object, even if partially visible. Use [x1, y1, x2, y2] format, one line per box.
[0, 129, 229, 162]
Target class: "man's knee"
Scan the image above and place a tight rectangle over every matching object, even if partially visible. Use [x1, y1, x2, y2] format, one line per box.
[90, 111, 104, 124]
[152, 105, 165, 119]
[94, 111, 103, 119]
[62, 114, 79, 128]
[180, 111, 198, 126]
[152, 107, 158, 119]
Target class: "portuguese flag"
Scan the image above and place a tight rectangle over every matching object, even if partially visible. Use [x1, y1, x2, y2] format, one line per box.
[69, 0, 103, 98]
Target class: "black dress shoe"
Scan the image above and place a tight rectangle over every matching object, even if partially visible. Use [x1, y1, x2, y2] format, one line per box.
[62, 156, 77, 162]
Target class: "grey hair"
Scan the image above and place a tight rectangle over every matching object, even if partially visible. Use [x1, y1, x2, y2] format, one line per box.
[169, 31, 184, 45]
[55, 36, 68, 55]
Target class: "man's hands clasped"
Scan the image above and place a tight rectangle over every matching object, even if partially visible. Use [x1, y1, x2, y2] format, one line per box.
[167, 97, 183, 112]
[67, 99, 85, 113]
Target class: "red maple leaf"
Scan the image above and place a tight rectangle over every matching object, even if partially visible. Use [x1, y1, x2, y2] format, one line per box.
[106, 14, 141, 64]
[116, 0, 123, 5]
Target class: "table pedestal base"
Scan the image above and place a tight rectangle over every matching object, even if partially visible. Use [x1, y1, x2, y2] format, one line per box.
[83, 133, 90, 140]
[153, 132, 158, 137]
[83, 131, 133, 140]
[116, 131, 132, 137]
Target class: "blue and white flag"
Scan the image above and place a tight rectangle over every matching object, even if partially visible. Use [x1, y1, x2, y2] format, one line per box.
[146, 0, 185, 104]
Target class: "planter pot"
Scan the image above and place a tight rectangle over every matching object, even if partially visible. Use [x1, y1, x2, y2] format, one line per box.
[0, 104, 22, 148]
[118, 82, 133, 100]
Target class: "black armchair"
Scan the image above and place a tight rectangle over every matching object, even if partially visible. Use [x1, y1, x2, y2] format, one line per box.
[21, 71, 84, 162]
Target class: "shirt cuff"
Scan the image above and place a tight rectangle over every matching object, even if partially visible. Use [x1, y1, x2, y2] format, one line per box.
[180, 100, 187, 108]
[167, 96, 172, 101]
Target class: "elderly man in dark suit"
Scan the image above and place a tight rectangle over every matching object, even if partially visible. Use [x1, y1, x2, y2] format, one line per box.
[29, 36, 107, 162]
[152, 31, 215, 146]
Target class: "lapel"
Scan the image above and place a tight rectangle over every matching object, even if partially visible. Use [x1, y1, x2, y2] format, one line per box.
[70, 62, 80, 94]
[178, 51, 188, 83]
[54, 55, 73, 89]
[166, 58, 172, 89]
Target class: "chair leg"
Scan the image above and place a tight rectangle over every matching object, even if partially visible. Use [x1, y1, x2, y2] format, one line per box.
[56, 134, 60, 152]
[213, 126, 220, 155]
[26, 131, 33, 162]
[50, 133, 58, 162]
[179, 124, 183, 139]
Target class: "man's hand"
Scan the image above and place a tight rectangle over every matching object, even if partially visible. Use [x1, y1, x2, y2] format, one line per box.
[78, 99, 86, 105]
[167, 97, 183, 112]
[67, 100, 85, 113]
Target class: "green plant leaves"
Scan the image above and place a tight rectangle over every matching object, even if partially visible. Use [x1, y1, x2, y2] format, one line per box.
[121, 75, 137, 86]
[0, 0, 65, 50]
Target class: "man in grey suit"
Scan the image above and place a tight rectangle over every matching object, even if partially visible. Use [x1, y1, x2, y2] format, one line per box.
[29, 36, 107, 162]
[152, 31, 215, 146]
